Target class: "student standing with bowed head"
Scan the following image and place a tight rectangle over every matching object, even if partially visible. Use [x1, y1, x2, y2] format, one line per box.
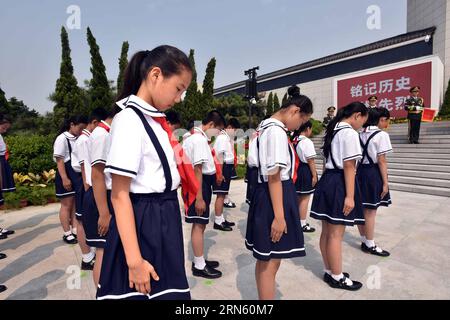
[53, 115, 88, 245]
[310, 102, 368, 291]
[245, 85, 313, 300]
[97, 45, 196, 300]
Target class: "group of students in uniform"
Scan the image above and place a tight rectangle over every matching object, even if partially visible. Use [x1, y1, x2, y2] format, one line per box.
[51, 44, 394, 300]
[0, 115, 17, 294]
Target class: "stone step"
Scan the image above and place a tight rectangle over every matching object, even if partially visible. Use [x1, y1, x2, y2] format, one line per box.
[388, 169, 450, 180]
[392, 143, 450, 149]
[388, 152, 450, 159]
[388, 175, 450, 188]
[315, 157, 450, 166]
[390, 138, 450, 144]
[389, 163, 450, 173]
[388, 182, 450, 197]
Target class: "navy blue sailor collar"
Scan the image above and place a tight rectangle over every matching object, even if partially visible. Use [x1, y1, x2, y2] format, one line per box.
[116, 95, 166, 118]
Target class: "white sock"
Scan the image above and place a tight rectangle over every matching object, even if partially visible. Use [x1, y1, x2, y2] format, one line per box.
[72, 227, 77, 236]
[365, 239, 375, 248]
[301, 220, 307, 227]
[332, 273, 353, 285]
[215, 214, 225, 225]
[324, 269, 331, 275]
[82, 251, 95, 263]
[64, 230, 72, 237]
[361, 235, 366, 243]
[91, 247, 96, 254]
[193, 255, 206, 270]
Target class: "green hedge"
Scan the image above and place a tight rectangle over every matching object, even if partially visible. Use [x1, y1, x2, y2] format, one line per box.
[311, 118, 323, 137]
[5, 134, 56, 174]
[3, 184, 56, 209]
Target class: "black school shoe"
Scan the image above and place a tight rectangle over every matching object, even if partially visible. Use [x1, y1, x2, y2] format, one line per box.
[214, 222, 233, 231]
[0, 253, 7, 260]
[0, 285, 7, 293]
[323, 272, 349, 283]
[223, 201, 236, 208]
[0, 233, 7, 240]
[191, 260, 220, 270]
[62, 234, 78, 245]
[81, 256, 96, 271]
[192, 264, 222, 279]
[361, 242, 390, 257]
[328, 276, 363, 291]
[302, 223, 316, 233]
[0, 228, 14, 236]
[223, 220, 235, 227]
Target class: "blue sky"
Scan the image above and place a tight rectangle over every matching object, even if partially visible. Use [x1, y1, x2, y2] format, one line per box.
[0, 0, 406, 114]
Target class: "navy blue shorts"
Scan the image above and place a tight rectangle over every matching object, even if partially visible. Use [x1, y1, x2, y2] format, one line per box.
[185, 174, 214, 225]
[295, 163, 315, 195]
[73, 173, 84, 221]
[55, 161, 77, 199]
[212, 163, 234, 195]
[82, 187, 114, 248]
[357, 164, 392, 209]
[245, 179, 306, 261]
[0, 156, 15, 192]
[231, 165, 238, 180]
[310, 169, 365, 226]
[245, 166, 258, 205]
[96, 191, 190, 300]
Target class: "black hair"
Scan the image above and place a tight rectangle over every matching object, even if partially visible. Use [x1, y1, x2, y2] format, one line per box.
[59, 115, 88, 134]
[227, 118, 241, 129]
[279, 85, 313, 115]
[117, 45, 192, 101]
[186, 120, 195, 131]
[89, 107, 108, 123]
[322, 102, 368, 159]
[363, 107, 382, 127]
[292, 120, 313, 138]
[377, 107, 390, 120]
[202, 110, 226, 127]
[165, 110, 181, 125]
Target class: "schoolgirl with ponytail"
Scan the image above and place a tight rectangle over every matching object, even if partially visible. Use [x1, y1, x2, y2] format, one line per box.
[310, 102, 368, 291]
[96, 45, 196, 300]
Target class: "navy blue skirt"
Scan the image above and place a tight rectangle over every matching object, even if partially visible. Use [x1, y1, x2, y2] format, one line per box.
[310, 169, 365, 226]
[55, 161, 77, 199]
[231, 165, 238, 180]
[73, 173, 84, 221]
[0, 156, 15, 192]
[295, 162, 315, 195]
[357, 164, 392, 209]
[96, 191, 190, 300]
[245, 166, 258, 205]
[185, 174, 214, 225]
[245, 179, 306, 261]
[212, 163, 233, 194]
[82, 187, 114, 248]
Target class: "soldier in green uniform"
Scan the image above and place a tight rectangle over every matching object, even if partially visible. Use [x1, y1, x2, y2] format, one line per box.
[322, 106, 336, 128]
[404, 86, 424, 144]
[368, 95, 378, 108]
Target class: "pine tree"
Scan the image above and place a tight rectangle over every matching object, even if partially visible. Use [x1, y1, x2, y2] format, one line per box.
[440, 78, 450, 116]
[273, 93, 280, 110]
[282, 93, 288, 105]
[50, 26, 84, 127]
[0, 86, 10, 115]
[266, 92, 274, 116]
[201, 57, 216, 109]
[117, 41, 129, 96]
[87, 27, 112, 112]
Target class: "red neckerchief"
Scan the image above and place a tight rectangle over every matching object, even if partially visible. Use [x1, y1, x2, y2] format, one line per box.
[5, 144, 9, 161]
[151, 117, 199, 213]
[98, 122, 110, 133]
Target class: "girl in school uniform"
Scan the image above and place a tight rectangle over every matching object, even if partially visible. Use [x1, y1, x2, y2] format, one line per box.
[245, 129, 260, 205]
[310, 102, 368, 291]
[0, 117, 15, 238]
[245, 85, 313, 300]
[357, 107, 392, 257]
[293, 120, 318, 233]
[97, 45, 195, 300]
[53, 115, 88, 244]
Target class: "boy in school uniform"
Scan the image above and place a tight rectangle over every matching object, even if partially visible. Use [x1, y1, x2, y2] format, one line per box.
[183, 110, 226, 279]
[212, 118, 241, 231]
[72, 108, 108, 270]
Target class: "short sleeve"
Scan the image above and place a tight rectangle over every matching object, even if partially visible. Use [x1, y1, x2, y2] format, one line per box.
[91, 131, 109, 166]
[304, 140, 317, 159]
[213, 135, 228, 156]
[184, 134, 210, 166]
[76, 138, 89, 165]
[264, 126, 289, 174]
[377, 132, 393, 156]
[105, 110, 142, 179]
[340, 130, 362, 162]
[53, 135, 67, 160]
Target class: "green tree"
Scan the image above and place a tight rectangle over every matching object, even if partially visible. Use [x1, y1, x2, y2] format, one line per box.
[273, 93, 280, 110]
[50, 26, 84, 128]
[201, 57, 216, 109]
[440, 78, 450, 116]
[86, 27, 113, 112]
[266, 92, 274, 116]
[282, 93, 288, 105]
[117, 41, 129, 96]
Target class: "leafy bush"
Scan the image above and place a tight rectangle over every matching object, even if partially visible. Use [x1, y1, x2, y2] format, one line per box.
[5, 134, 56, 174]
[3, 184, 56, 209]
[310, 118, 323, 137]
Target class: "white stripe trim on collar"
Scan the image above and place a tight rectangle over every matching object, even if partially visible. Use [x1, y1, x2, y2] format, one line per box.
[100, 120, 111, 129]
[126, 95, 165, 117]
[193, 127, 208, 139]
[63, 132, 76, 140]
[334, 122, 352, 130]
